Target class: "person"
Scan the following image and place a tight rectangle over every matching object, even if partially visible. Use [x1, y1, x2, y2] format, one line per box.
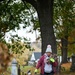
[34, 45, 58, 75]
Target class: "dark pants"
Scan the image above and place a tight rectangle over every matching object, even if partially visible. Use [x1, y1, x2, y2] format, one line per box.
[44, 72, 54, 75]
[40, 72, 54, 75]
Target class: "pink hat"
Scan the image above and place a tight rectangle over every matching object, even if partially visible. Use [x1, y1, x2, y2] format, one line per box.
[46, 45, 52, 53]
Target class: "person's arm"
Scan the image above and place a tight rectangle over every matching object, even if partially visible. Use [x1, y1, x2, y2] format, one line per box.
[34, 56, 44, 73]
[53, 61, 58, 67]
[36, 56, 43, 69]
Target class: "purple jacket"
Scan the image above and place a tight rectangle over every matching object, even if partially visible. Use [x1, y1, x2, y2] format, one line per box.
[36, 54, 58, 74]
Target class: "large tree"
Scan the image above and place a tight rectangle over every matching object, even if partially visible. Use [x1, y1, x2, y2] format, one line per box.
[22, 0, 57, 54]
[0, 0, 57, 54]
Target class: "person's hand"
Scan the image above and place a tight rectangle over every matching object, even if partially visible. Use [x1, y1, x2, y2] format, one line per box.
[34, 69, 38, 74]
[50, 58, 55, 62]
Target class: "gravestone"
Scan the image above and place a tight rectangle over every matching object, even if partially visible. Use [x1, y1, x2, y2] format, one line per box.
[11, 58, 18, 75]
[70, 54, 75, 72]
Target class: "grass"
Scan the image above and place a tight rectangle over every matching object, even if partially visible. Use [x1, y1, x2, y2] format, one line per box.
[1, 62, 73, 75]
[1, 65, 75, 75]
[1, 65, 40, 75]
[20, 66, 40, 75]
[21, 66, 34, 72]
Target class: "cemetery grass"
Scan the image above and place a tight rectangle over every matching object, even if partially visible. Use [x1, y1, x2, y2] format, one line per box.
[21, 66, 40, 75]
[3, 66, 40, 75]
[1, 66, 75, 75]
[2, 63, 75, 75]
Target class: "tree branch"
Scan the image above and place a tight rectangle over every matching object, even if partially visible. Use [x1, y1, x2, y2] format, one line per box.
[22, 0, 37, 10]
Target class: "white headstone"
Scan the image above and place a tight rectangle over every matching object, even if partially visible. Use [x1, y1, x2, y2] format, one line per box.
[11, 58, 18, 75]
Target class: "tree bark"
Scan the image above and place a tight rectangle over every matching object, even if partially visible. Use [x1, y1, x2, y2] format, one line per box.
[36, 0, 57, 54]
[23, 0, 57, 55]
[61, 36, 68, 63]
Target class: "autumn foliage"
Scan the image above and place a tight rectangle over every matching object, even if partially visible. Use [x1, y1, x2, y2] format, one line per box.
[0, 42, 13, 73]
[61, 62, 72, 72]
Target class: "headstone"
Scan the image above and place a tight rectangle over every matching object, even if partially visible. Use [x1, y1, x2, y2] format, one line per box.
[11, 58, 18, 75]
[70, 54, 75, 71]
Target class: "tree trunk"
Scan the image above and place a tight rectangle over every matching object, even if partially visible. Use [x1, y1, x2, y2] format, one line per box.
[36, 0, 57, 54]
[61, 36, 68, 63]
[24, 0, 57, 55]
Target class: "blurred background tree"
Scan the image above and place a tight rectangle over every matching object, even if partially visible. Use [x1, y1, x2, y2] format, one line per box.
[54, 0, 75, 63]
[0, 42, 13, 73]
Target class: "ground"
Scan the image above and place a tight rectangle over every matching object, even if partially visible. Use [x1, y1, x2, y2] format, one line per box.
[2, 62, 75, 75]
[60, 62, 72, 71]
